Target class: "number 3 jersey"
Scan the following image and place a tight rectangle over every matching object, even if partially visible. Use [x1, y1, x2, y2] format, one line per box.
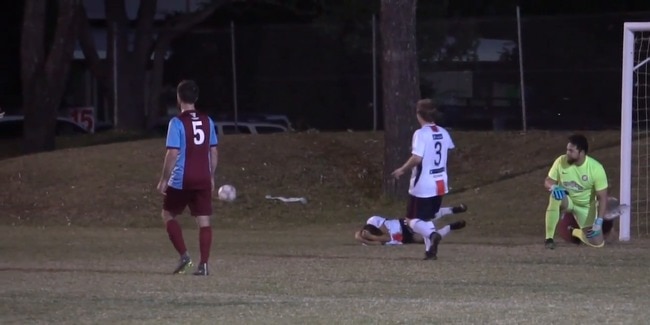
[409, 124, 455, 198]
[165, 110, 218, 190]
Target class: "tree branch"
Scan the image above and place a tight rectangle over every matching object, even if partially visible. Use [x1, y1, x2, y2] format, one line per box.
[259, 0, 321, 17]
[160, 0, 227, 36]
[150, 0, 227, 59]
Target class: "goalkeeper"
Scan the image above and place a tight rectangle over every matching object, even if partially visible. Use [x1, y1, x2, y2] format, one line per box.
[544, 134, 609, 249]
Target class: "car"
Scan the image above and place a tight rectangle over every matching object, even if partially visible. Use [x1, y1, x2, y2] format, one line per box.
[211, 113, 294, 131]
[153, 118, 288, 136]
[216, 121, 288, 135]
[0, 115, 89, 139]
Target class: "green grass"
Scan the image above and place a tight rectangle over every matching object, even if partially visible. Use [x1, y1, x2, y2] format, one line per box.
[1, 226, 649, 324]
[1, 130, 648, 324]
[0, 130, 623, 232]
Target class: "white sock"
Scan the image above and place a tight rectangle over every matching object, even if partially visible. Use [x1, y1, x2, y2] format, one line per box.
[434, 207, 453, 219]
[438, 225, 451, 238]
[409, 219, 436, 251]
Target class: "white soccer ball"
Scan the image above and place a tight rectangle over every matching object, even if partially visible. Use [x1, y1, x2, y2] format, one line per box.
[218, 184, 237, 202]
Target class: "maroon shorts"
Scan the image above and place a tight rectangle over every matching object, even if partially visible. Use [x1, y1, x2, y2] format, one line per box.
[163, 187, 213, 216]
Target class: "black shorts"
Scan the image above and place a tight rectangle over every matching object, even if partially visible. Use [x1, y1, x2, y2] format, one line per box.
[398, 218, 416, 244]
[405, 195, 443, 221]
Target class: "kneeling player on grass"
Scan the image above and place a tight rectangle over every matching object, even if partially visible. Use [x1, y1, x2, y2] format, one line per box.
[544, 134, 609, 249]
[354, 204, 468, 245]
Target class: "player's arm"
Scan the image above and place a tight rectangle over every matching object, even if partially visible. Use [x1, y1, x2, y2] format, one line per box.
[596, 189, 608, 218]
[209, 118, 219, 177]
[397, 154, 423, 173]
[593, 165, 609, 218]
[161, 149, 179, 183]
[160, 119, 181, 183]
[393, 132, 423, 177]
[354, 231, 383, 245]
[210, 147, 218, 175]
[544, 177, 557, 190]
[362, 231, 391, 243]
[544, 157, 562, 190]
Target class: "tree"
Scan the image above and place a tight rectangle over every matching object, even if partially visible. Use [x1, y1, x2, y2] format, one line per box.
[380, 0, 420, 199]
[21, 0, 81, 153]
[77, 0, 225, 131]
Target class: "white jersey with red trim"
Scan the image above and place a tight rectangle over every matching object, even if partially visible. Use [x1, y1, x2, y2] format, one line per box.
[366, 216, 404, 245]
[408, 123, 455, 198]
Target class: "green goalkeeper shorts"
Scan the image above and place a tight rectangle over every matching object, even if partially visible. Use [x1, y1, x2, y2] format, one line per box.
[566, 197, 597, 228]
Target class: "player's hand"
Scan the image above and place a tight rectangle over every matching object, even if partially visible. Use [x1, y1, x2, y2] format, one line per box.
[550, 185, 567, 200]
[586, 229, 602, 238]
[403, 218, 412, 227]
[391, 168, 405, 179]
[157, 179, 168, 195]
[587, 217, 603, 238]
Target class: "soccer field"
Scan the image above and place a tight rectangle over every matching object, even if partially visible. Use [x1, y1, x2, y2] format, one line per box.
[1, 225, 649, 324]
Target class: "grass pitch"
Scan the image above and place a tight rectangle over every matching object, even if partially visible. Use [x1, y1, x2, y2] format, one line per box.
[1, 130, 648, 324]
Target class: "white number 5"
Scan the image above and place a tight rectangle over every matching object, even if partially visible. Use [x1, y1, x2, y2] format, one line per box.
[192, 121, 205, 145]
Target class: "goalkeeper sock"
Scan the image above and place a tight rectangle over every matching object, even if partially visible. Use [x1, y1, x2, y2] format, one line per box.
[545, 196, 562, 239]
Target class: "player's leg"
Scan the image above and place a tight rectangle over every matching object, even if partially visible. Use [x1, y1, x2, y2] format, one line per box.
[424, 196, 444, 259]
[567, 199, 591, 228]
[544, 193, 572, 249]
[189, 189, 213, 276]
[405, 195, 433, 252]
[434, 203, 468, 220]
[409, 196, 443, 260]
[163, 188, 192, 274]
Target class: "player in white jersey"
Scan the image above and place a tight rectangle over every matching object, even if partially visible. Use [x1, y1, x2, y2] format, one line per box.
[392, 99, 455, 260]
[354, 204, 468, 245]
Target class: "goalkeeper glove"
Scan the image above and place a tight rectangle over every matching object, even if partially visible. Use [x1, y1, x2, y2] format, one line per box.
[550, 185, 567, 201]
[587, 217, 604, 238]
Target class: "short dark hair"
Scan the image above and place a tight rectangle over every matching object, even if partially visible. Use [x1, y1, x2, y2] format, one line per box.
[177, 80, 199, 104]
[416, 99, 438, 123]
[568, 134, 589, 153]
[362, 224, 383, 236]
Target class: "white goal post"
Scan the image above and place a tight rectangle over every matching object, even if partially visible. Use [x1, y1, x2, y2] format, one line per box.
[620, 22, 650, 241]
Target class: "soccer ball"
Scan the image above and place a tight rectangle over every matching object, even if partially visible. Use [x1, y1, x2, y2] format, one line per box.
[218, 184, 237, 202]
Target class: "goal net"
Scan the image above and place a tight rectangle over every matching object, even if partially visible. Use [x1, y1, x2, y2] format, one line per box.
[621, 22, 650, 241]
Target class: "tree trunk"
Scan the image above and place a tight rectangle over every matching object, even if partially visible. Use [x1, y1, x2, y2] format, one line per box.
[380, 0, 421, 199]
[23, 77, 58, 153]
[146, 37, 172, 130]
[21, 0, 80, 154]
[115, 58, 147, 130]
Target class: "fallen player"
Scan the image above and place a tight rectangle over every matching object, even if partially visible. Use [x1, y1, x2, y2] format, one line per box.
[354, 204, 467, 246]
[568, 197, 629, 247]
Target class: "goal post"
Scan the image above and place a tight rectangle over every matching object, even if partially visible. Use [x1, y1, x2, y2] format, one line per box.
[620, 22, 650, 241]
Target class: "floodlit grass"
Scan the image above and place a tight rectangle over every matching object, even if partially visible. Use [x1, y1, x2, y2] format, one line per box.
[2, 129, 647, 324]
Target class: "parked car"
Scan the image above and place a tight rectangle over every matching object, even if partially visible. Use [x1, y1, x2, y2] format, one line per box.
[154, 118, 288, 136]
[216, 121, 288, 135]
[0, 115, 89, 139]
[211, 112, 294, 131]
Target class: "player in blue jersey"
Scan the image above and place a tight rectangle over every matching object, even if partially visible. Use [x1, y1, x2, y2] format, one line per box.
[157, 80, 218, 276]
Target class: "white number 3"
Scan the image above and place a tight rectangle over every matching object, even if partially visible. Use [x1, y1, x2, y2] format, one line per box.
[192, 121, 205, 145]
